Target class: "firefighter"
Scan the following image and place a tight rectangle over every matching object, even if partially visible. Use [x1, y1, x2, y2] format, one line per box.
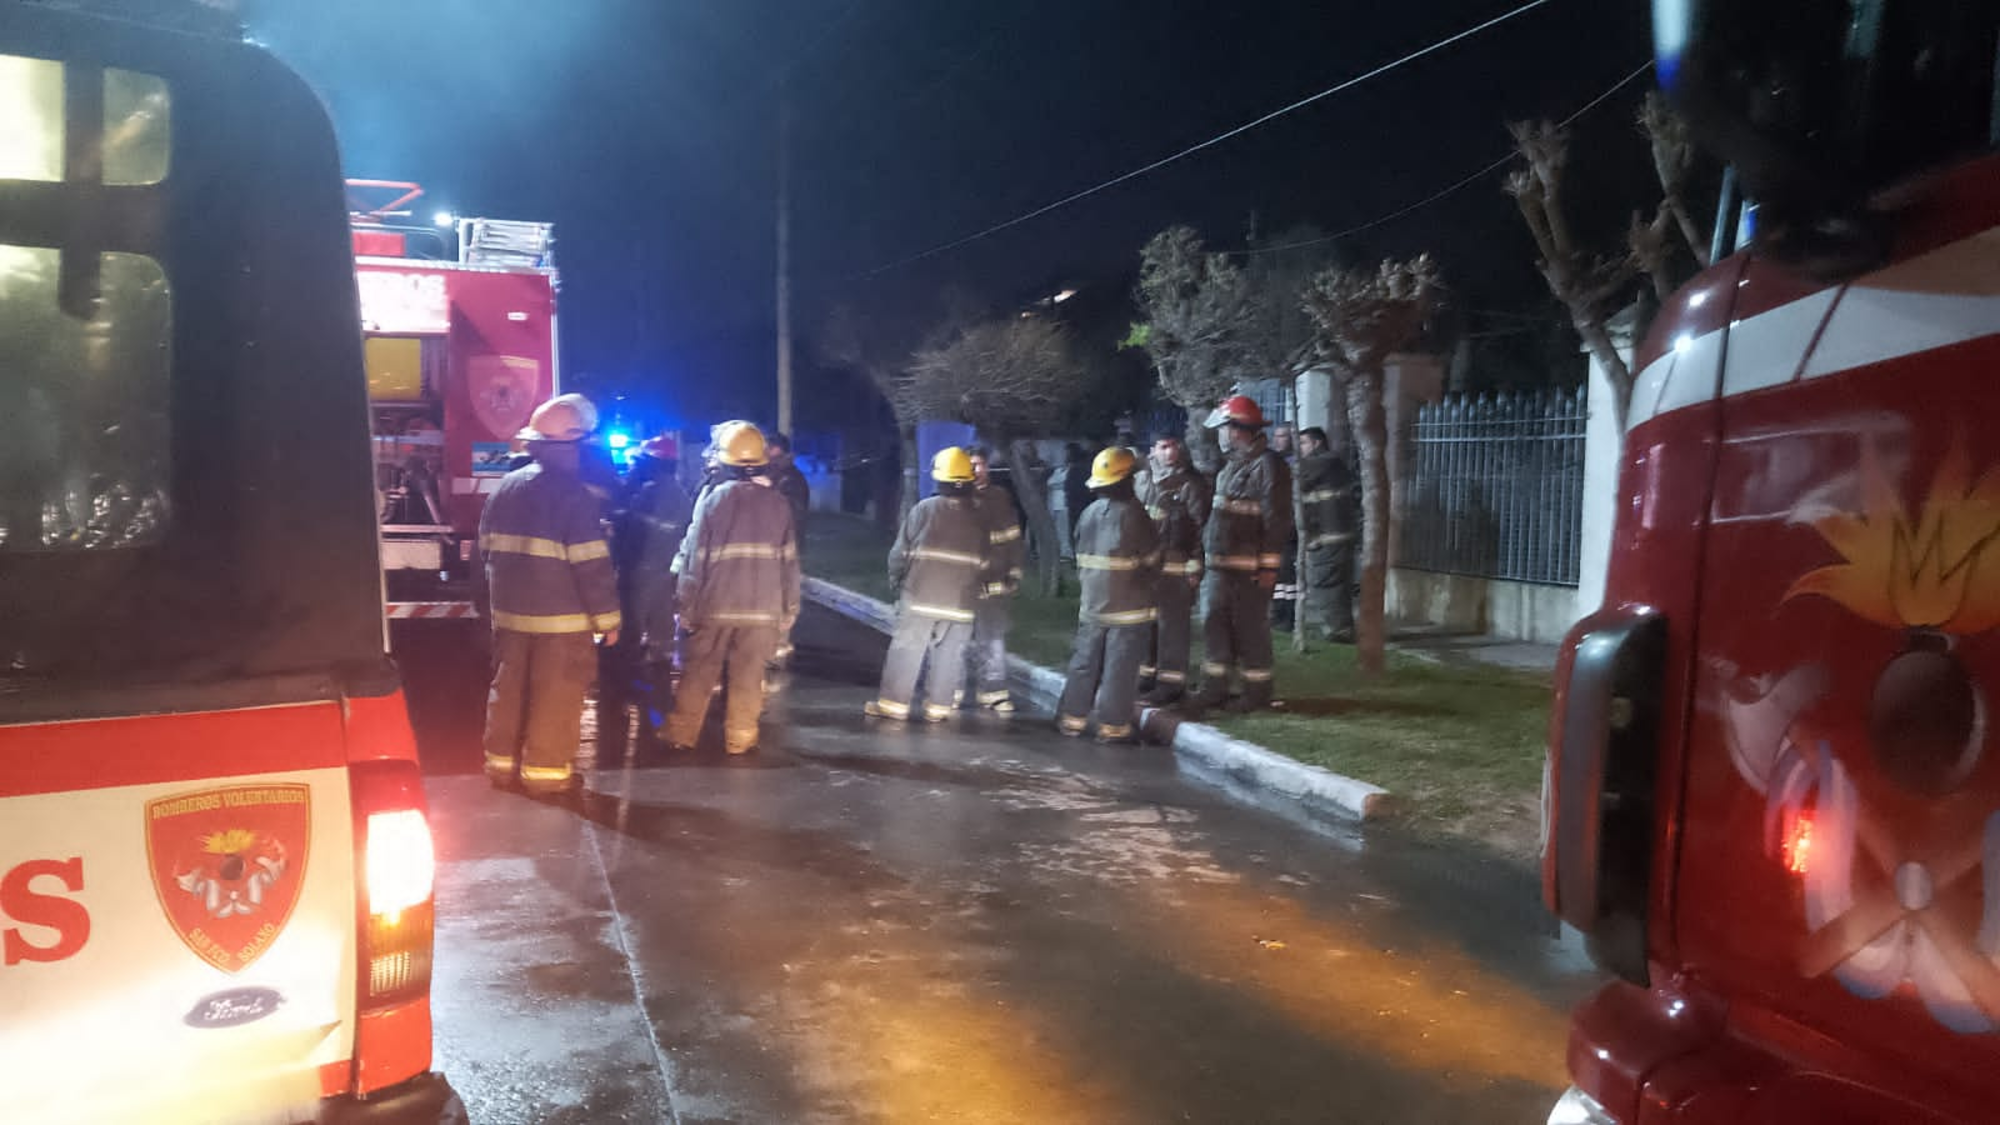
[866, 448, 986, 723]
[1192, 394, 1293, 713]
[480, 393, 622, 796]
[660, 421, 800, 755]
[629, 435, 695, 725]
[1268, 420, 1300, 632]
[1057, 447, 1161, 744]
[1135, 432, 1210, 705]
[965, 445, 1025, 715]
[1294, 426, 1358, 643]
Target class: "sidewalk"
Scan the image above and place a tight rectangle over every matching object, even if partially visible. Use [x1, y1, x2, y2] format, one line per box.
[1389, 626, 1560, 675]
[801, 515, 1556, 861]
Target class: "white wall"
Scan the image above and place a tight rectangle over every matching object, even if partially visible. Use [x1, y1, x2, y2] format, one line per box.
[1574, 345, 1630, 623]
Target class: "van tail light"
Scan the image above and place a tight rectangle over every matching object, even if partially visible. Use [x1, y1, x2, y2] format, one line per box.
[348, 759, 435, 1095]
[353, 761, 434, 1007]
[363, 807, 435, 1003]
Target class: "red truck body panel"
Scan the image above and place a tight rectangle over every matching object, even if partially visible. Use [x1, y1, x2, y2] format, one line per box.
[1558, 153, 2000, 1123]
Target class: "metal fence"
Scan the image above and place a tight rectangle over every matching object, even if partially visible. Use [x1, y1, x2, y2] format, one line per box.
[1397, 386, 1586, 587]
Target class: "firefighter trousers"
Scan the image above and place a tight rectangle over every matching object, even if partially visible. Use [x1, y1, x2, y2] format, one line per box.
[1197, 571, 1275, 707]
[877, 613, 972, 720]
[665, 624, 779, 753]
[485, 629, 597, 789]
[966, 597, 1013, 707]
[1144, 573, 1197, 691]
[1302, 542, 1355, 639]
[1058, 621, 1150, 740]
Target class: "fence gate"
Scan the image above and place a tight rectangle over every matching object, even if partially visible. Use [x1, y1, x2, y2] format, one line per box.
[1397, 387, 1586, 587]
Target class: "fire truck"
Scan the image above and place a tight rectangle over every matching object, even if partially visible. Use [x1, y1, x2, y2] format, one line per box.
[0, 3, 453, 1121]
[1545, 3, 2000, 1123]
[348, 182, 560, 623]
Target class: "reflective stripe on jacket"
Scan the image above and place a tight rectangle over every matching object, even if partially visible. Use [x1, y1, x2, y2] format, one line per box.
[1203, 435, 1293, 573]
[481, 461, 622, 635]
[1137, 463, 1210, 576]
[890, 495, 987, 622]
[974, 484, 1025, 597]
[672, 478, 800, 629]
[1075, 494, 1160, 626]
[1295, 451, 1357, 551]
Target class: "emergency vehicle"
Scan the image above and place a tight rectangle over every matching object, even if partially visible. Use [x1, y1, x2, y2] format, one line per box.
[0, 3, 453, 1121]
[349, 182, 560, 623]
[1544, 3, 2000, 1123]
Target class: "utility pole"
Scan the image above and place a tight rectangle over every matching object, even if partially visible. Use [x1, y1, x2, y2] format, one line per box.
[775, 91, 794, 438]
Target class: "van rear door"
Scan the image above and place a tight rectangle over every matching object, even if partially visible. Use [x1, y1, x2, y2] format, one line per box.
[0, 5, 431, 1119]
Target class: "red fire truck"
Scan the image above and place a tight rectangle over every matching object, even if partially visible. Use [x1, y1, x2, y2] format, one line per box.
[0, 4, 452, 1121]
[349, 183, 560, 623]
[1545, 4, 2000, 1123]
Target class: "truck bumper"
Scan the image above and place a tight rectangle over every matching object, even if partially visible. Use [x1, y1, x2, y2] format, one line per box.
[1561, 980, 1983, 1125]
[320, 1073, 463, 1125]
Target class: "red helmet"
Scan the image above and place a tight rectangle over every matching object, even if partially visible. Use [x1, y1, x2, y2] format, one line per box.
[1204, 394, 1266, 429]
[639, 434, 679, 461]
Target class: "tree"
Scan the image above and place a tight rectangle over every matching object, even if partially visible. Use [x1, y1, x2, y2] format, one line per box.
[1507, 92, 1711, 429]
[1301, 255, 1441, 676]
[908, 316, 1084, 596]
[821, 303, 929, 520]
[1129, 226, 1249, 473]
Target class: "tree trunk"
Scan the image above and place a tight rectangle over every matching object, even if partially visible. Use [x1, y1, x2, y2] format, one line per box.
[898, 422, 920, 520]
[1006, 438, 1062, 597]
[1184, 409, 1221, 476]
[1344, 370, 1392, 676]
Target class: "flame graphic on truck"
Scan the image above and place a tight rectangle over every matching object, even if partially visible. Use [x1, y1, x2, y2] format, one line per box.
[1786, 439, 2000, 633]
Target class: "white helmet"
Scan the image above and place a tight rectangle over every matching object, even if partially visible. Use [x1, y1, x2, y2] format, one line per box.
[517, 394, 599, 443]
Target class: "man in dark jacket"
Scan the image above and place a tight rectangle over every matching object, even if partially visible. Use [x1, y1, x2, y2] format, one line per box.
[965, 445, 1024, 715]
[1135, 432, 1210, 705]
[626, 435, 695, 723]
[1295, 426, 1358, 643]
[481, 394, 622, 796]
[1057, 448, 1160, 744]
[661, 421, 800, 755]
[867, 448, 987, 722]
[1192, 395, 1293, 713]
[763, 432, 812, 538]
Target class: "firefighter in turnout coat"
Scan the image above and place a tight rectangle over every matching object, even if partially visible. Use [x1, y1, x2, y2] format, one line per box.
[966, 446, 1024, 715]
[1058, 448, 1161, 744]
[1294, 426, 1357, 642]
[1193, 395, 1293, 712]
[1135, 433, 1210, 704]
[867, 448, 987, 722]
[481, 394, 623, 795]
[661, 422, 800, 754]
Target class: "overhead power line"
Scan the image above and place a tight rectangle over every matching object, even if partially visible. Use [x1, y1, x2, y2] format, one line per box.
[846, 0, 1563, 280]
[1239, 58, 1656, 257]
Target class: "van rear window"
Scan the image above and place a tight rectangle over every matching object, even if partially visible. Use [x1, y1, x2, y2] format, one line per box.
[0, 246, 173, 552]
[0, 53, 175, 553]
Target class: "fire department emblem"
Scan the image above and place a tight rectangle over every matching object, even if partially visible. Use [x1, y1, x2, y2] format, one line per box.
[146, 784, 311, 974]
[1730, 439, 2000, 1033]
[468, 355, 540, 440]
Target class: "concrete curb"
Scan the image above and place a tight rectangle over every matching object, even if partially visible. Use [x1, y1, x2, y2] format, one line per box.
[802, 576, 1394, 823]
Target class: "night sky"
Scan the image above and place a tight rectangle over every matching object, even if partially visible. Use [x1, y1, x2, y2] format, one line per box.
[250, 0, 1659, 433]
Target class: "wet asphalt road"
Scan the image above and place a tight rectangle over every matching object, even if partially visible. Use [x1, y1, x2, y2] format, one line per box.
[395, 606, 1597, 1125]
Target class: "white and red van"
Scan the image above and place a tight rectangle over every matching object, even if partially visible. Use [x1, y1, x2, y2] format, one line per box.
[0, 4, 451, 1121]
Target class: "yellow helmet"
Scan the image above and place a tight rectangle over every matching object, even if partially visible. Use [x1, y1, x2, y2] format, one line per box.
[1087, 446, 1137, 488]
[517, 393, 599, 443]
[714, 420, 768, 467]
[931, 446, 974, 483]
